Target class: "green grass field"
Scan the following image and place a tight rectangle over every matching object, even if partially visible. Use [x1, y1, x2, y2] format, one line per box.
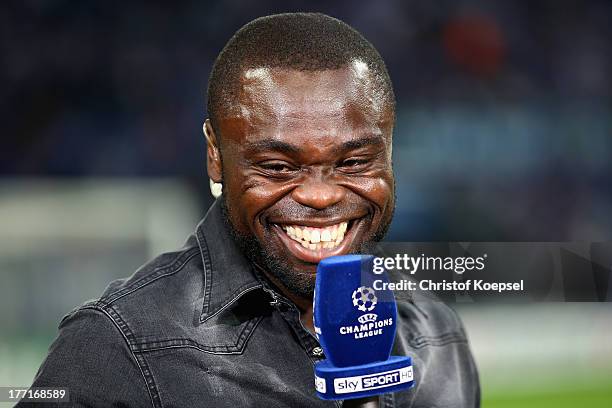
[481, 365, 612, 408]
[484, 385, 612, 408]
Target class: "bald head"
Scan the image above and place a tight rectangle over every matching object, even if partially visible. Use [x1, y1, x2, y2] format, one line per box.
[206, 13, 395, 131]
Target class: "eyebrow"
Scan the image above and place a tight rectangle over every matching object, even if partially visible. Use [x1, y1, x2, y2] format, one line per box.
[244, 134, 385, 155]
[244, 139, 301, 155]
[338, 135, 385, 152]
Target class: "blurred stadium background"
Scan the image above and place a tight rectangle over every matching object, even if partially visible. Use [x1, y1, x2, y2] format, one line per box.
[1, 1, 611, 406]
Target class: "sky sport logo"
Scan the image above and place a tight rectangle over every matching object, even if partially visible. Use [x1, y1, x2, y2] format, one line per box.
[333, 366, 414, 394]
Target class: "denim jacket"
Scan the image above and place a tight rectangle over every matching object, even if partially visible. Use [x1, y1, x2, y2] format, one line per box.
[21, 199, 479, 407]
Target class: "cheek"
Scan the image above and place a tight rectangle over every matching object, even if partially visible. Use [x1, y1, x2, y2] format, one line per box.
[229, 177, 295, 231]
[350, 173, 394, 210]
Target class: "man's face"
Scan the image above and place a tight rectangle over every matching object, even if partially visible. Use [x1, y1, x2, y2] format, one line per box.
[211, 62, 395, 297]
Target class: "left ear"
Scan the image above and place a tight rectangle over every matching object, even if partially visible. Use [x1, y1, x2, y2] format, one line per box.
[203, 119, 222, 183]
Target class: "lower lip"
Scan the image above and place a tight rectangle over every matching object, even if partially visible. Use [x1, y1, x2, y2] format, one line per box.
[272, 220, 363, 264]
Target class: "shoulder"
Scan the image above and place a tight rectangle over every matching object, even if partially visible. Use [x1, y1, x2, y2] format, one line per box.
[394, 296, 481, 406]
[27, 239, 205, 406]
[395, 293, 469, 347]
[72, 237, 204, 330]
[96, 237, 202, 307]
[25, 307, 152, 407]
[51, 236, 204, 357]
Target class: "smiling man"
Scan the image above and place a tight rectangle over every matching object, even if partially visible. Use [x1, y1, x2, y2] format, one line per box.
[22, 13, 479, 408]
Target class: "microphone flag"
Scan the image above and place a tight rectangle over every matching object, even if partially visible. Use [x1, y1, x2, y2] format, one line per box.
[313, 254, 415, 400]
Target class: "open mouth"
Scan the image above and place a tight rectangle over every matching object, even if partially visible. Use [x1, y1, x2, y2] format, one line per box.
[272, 218, 364, 264]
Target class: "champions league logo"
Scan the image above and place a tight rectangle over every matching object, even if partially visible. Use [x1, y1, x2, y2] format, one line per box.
[352, 286, 379, 324]
[342, 286, 392, 337]
[352, 286, 377, 312]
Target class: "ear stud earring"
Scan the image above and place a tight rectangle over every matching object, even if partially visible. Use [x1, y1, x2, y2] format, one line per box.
[209, 179, 222, 198]
[204, 123, 222, 198]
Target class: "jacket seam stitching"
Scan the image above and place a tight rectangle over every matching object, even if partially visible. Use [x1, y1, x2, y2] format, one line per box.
[104, 305, 162, 408]
[409, 333, 467, 348]
[81, 305, 159, 408]
[196, 226, 213, 319]
[132, 316, 264, 354]
[101, 247, 200, 306]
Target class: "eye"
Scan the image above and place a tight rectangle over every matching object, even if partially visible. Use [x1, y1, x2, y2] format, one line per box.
[258, 160, 298, 175]
[337, 157, 373, 174]
[338, 157, 370, 172]
[341, 158, 368, 167]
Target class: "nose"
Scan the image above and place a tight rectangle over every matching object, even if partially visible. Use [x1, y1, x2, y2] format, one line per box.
[291, 178, 346, 210]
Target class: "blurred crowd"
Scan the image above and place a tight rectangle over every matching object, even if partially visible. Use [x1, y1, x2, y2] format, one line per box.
[1, 0, 611, 241]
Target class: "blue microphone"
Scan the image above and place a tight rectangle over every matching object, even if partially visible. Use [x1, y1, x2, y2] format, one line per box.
[313, 254, 414, 400]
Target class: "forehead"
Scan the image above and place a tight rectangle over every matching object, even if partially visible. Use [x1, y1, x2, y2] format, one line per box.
[218, 63, 393, 146]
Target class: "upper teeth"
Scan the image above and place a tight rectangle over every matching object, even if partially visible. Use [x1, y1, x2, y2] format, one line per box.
[282, 222, 348, 249]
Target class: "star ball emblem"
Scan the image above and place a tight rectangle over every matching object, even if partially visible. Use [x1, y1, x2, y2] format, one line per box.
[351, 286, 378, 312]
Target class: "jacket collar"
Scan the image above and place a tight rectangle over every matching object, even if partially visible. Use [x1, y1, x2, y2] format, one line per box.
[195, 198, 265, 323]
